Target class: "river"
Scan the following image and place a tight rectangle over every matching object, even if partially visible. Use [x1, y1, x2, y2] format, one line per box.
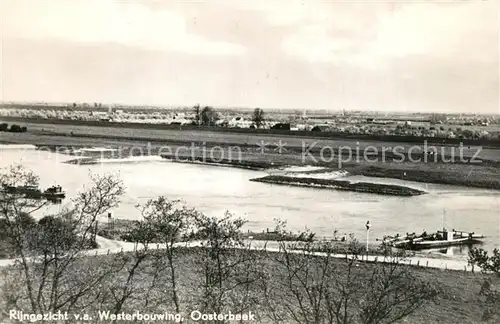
[1, 146, 499, 260]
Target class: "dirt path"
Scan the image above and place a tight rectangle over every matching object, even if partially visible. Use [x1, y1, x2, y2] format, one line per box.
[0, 236, 475, 273]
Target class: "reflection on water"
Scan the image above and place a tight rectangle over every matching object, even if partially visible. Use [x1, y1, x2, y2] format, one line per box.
[1, 148, 500, 260]
[418, 244, 485, 258]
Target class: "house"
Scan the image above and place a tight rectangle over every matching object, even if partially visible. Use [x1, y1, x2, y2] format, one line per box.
[311, 125, 330, 132]
[271, 123, 291, 130]
[229, 116, 253, 128]
[290, 124, 308, 131]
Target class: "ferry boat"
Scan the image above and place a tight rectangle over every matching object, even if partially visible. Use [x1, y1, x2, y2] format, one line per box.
[381, 229, 485, 250]
[43, 185, 66, 199]
[411, 230, 484, 250]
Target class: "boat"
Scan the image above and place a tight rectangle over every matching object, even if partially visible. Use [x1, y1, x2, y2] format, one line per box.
[381, 232, 424, 248]
[381, 229, 485, 250]
[412, 237, 471, 249]
[1, 183, 65, 201]
[42, 185, 66, 199]
[448, 230, 485, 240]
[23, 186, 43, 199]
[3, 184, 43, 198]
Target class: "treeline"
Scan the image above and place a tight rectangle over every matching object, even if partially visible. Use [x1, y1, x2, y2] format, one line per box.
[0, 122, 27, 133]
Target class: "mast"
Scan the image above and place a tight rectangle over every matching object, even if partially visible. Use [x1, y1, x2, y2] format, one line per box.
[442, 208, 446, 231]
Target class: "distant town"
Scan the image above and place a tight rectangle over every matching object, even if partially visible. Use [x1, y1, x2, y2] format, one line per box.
[1, 102, 499, 141]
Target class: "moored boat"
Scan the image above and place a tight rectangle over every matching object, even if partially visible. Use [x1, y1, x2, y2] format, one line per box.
[381, 229, 485, 250]
[43, 185, 66, 199]
[411, 237, 471, 249]
[1, 183, 66, 201]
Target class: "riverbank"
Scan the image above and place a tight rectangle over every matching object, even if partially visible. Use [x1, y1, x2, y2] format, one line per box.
[2, 125, 500, 190]
[0, 242, 493, 324]
[96, 219, 476, 263]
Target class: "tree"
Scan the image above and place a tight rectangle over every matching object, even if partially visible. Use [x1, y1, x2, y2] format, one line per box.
[0, 166, 442, 323]
[469, 248, 500, 322]
[9, 124, 23, 133]
[135, 197, 198, 314]
[193, 104, 201, 125]
[252, 108, 265, 128]
[429, 114, 446, 125]
[188, 212, 264, 317]
[263, 220, 439, 324]
[200, 106, 218, 126]
[0, 165, 125, 316]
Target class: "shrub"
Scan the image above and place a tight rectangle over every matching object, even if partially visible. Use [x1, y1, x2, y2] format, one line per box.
[8, 124, 22, 132]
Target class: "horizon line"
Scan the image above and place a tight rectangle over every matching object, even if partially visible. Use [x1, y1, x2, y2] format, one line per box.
[0, 100, 499, 116]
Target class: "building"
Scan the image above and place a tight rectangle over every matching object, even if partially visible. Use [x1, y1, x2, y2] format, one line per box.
[311, 125, 330, 132]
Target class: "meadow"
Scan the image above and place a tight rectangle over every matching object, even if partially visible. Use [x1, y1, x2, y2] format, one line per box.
[0, 247, 494, 324]
[2, 121, 500, 190]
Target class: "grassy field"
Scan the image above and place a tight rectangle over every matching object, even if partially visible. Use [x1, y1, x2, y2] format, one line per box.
[1, 247, 495, 324]
[1, 122, 499, 162]
[6, 121, 500, 160]
[3, 124, 500, 190]
[2, 117, 500, 146]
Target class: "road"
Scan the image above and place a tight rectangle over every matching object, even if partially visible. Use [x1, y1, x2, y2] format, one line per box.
[0, 235, 476, 273]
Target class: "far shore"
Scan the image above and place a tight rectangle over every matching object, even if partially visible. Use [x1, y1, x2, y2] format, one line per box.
[1, 123, 500, 190]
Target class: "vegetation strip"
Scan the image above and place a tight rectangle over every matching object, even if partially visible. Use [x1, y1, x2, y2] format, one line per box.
[250, 175, 426, 196]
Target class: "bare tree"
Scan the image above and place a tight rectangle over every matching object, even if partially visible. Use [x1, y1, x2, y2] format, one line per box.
[98, 225, 155, 317]
[264, 220, 438, 324]
[469, 248, 500, 322]
[189, 211, 264, 320]
[263, 220, 339, 324]
[137, 197, 198, 314]
[0, 165, 125, 317]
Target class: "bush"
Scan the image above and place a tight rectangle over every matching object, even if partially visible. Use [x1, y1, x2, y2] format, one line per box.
[0, 123, 8, 131]
[5, 124, 27, 133]
[8, 124, 22, 132]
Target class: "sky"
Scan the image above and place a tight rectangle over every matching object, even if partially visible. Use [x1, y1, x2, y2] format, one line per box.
[0, 0, 498, 113]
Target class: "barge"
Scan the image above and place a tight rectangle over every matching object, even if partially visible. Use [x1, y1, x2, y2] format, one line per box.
[1, 184, 66, 201]
[381, 229, 485, 250]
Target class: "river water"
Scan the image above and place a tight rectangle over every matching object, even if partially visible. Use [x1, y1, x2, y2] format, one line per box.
[1, 147, 499, 260]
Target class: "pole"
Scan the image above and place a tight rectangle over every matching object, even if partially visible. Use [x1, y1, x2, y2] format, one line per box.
[365, 221, 371, 253]
[366, 228, 369, 253]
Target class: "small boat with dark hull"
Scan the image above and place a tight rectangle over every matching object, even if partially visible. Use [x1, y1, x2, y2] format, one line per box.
[43, 185, 66, 199]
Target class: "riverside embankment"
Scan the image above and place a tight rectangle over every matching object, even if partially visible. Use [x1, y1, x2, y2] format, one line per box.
[2, 121, 500, 190]
[0, 233, 476, 273]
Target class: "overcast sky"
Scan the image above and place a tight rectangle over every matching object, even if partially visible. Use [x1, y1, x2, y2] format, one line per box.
[0, 0, 498, 113]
